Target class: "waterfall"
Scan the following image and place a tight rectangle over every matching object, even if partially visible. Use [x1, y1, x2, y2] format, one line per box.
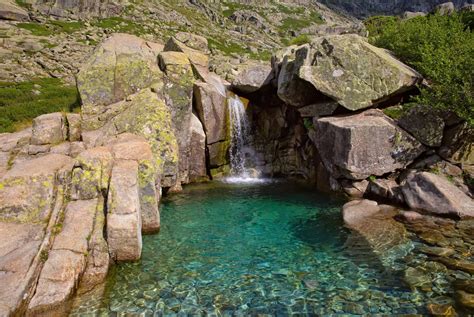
[228, 94, 259, 180]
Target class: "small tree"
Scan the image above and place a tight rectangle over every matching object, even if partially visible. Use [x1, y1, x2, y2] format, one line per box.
[365, 13, 474, 126]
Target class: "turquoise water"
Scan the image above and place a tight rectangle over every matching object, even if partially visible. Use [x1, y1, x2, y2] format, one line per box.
[72, 180, 432, 315]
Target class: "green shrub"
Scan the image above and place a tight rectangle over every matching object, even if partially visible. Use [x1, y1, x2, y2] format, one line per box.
[0, 78, 80, 133]
[367, 13, 474, 126]
[17, 23, 54, 36]
[289, 34, 311, 46]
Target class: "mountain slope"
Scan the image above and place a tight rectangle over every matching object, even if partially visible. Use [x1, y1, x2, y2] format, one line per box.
[320, 0, 473, 18]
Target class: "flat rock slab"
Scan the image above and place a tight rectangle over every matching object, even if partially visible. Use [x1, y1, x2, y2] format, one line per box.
[28, 199, 97, 316]
[0, 222, 44, 316]
[0, 154, 74, 223]
[314, 110, 425, 179]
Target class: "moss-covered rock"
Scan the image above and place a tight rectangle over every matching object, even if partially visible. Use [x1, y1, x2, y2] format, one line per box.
[77, 33, 163, 120]
[278, 34, 423, 111]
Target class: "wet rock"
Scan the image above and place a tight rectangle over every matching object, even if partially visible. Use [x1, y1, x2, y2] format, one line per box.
[419, 230, 450, 247]
[31, 112, 66, 145]
[404, 267, 432, 290]
[402, 171, 474, 218]
[232, 64, 273, 93]
[341, 180, 369, 198]
[343, 199, 380, 226]
[455, 290, 474, 310]
[193, 81, 228, 145]
[398, 105, 445, 147]
[280, 35, 422, 111]
[426, 303, 456, 316]
[314, 110, 425, 180]
[368, 178, 405, 205]
[418, 245, 455, 257]
[106, 160, 142, 261]
[437, 258, 474, 274]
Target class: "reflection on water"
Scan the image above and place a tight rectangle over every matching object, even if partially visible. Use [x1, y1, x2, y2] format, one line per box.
[71, 181, 432, 315]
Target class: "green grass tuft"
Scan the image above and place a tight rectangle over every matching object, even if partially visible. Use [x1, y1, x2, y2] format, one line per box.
[0, 78, 80, 133]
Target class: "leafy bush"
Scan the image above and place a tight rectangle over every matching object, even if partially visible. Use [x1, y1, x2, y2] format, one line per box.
[366, 13, 474, 126]
[289, 34, 311, 46]
[0, 78, 80, 133]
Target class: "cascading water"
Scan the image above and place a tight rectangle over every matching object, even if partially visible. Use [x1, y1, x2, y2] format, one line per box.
[227, 94, 260, 181]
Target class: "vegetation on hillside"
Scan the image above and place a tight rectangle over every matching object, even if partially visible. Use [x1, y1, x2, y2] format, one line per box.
[0, 78, 80, 133]
[365, 13, 474, 126]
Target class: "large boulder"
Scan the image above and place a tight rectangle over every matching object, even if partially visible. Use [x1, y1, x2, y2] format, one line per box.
[0, 0, 29, 21]
[158, 51, 195, 185]
[314, 110, 425, 180]
[77, 33, 163, 116]
[232, 64, 273, 94]
[434, 2, 455, 15]
[402, 171, 474, 219]
[193, 81, 228, 145]
[398, 105, 445, 147]
[279, 35, 422, 111]
[82, 89, 179, 187]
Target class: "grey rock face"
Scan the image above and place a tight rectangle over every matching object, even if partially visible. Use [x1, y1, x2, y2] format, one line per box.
[320, 0, 470, 18]
[402, 171, 474, 218]
[232, 64, 273, 94]
[314, 110, 425, 180]
[0, 0, 29, 21]
[32, 0, 124, 19]
[398, 105, 445, 147]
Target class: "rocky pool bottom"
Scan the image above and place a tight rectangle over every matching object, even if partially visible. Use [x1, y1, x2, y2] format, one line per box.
[70, 181, 474, 316]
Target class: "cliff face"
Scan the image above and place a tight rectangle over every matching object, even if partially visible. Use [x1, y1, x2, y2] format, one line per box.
[320, 0, 472, 17]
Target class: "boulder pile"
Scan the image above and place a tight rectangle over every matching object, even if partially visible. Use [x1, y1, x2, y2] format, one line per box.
[0, 32, 232, 316]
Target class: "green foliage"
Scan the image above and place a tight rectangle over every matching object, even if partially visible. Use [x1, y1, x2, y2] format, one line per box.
[49, 20, 85, 34]
[17, 23, 54, 36]
[17, 20, 85, 36]
[15, 0, 30, 8]
[368, 13, 474, 126]
[289, 34, 311, 46]
[303, 118, 314, 130]
[92, 17, 146, 35]
[368, 175, 377, 182]
[0, 78, 80, 133]
[39, 250, 49, 263]
[364, 15, 398, 38]
[207, 38, 271, 60]
[383, 106, 405, 120]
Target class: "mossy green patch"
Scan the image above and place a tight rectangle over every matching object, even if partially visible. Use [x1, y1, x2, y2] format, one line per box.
[0, 78, 80, 133]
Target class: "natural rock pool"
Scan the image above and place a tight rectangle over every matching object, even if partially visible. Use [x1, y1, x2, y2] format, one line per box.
[71, 181, 462, 315]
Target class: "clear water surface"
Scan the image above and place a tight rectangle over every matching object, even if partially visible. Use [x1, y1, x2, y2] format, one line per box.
[72, 180, 432, 316]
